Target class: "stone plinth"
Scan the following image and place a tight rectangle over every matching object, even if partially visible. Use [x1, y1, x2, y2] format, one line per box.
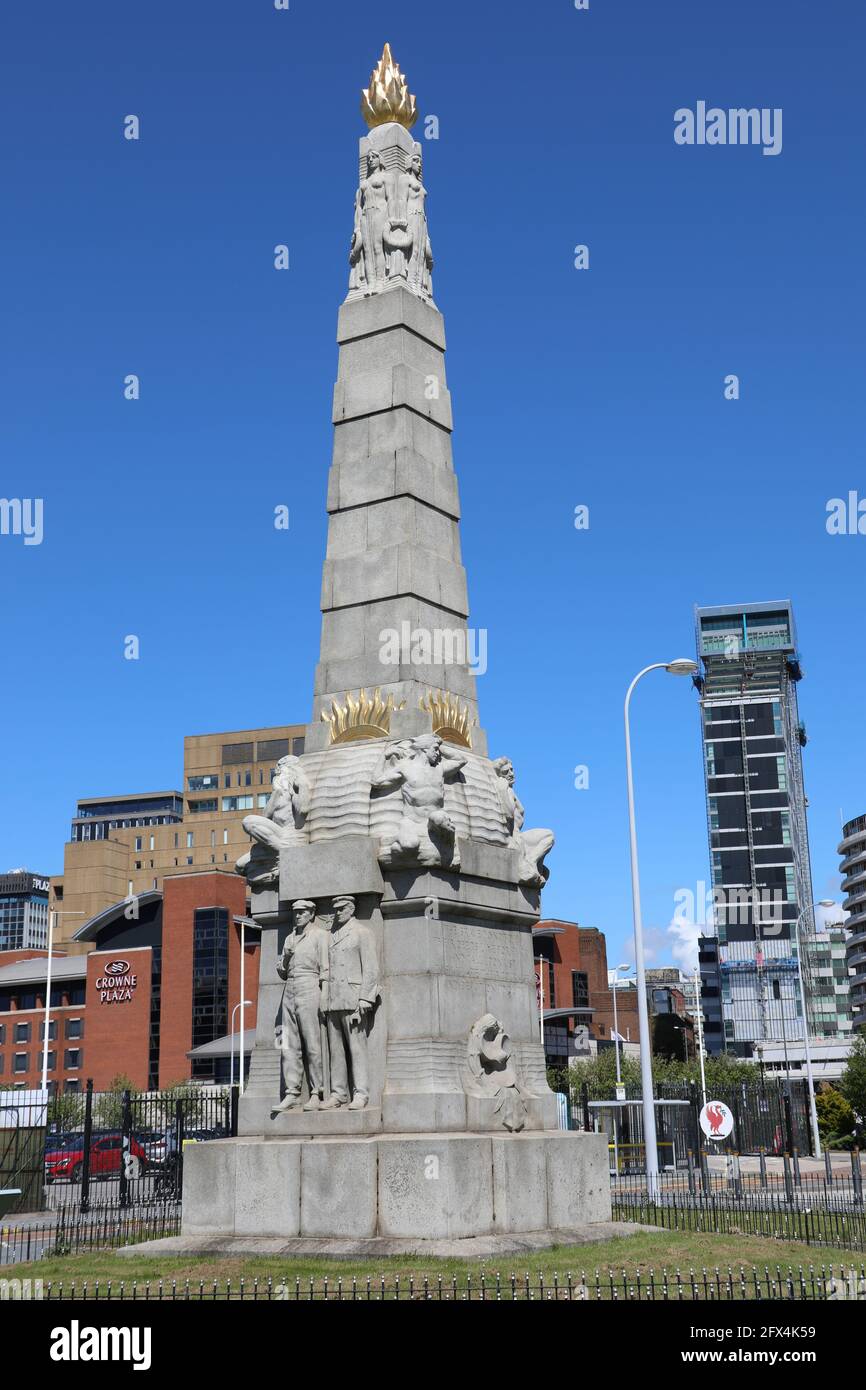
[182, 1130, 612, 1242]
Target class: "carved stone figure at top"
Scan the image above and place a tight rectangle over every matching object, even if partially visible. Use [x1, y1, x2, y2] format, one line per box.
[465, 1014, 528, 1132]
[372, 734, 466, 869]
[357, 150, 391, 293]
[492, 757, 555, 888]
[235, 754, 311, 888]
[348, 149, 434, 302]
[400, 152, 434, 298]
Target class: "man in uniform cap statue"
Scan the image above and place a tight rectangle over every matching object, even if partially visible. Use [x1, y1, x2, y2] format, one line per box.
[273, 899, 329, 1113]
[322, 895, 380, 1110]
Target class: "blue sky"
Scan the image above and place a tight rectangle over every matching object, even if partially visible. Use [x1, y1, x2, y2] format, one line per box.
[1, 0, 863, 971]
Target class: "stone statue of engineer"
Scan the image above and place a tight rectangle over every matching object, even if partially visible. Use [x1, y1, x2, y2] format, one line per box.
[322, 895, 380, 1111]
[273, 899, 329, 1114]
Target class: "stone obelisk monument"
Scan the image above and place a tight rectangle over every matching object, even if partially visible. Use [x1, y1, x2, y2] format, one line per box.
[182, 46, 610, 1245]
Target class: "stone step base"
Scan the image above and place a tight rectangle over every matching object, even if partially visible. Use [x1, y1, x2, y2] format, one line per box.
[121, 1221, 650, 1262]
[181, 1130, 611, 1241]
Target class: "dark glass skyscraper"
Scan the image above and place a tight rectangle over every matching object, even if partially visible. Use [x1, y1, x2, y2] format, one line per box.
[694, 601, 825, 1057]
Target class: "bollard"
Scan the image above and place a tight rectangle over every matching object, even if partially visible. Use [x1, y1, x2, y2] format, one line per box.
[758, 1147, 768, 1188]
[687, 1150, 696, 1196]
[783, 1151, 794, 1203]
[824, 1148, 833, 1188]
[699, 1145, 711, 1196]
[852, 1148, 863, 1206]
[792, 1147, 802, 1187]
[727, 1152, 742, 1199]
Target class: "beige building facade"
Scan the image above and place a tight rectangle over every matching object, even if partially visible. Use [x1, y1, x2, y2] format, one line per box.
[51, 725, 305, 943]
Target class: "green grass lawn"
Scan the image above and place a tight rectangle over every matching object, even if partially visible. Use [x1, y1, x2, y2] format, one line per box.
[10, 1229, 866, 1293]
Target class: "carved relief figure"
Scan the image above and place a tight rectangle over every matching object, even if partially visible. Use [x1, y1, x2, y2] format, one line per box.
[349, 147, 433, 301]
[272, 900, 330, 1114]
[372, 733, 466, 868]
[359, 150, 392, 292]
[235, 755, 311, 888]
[322, 896, 380, 1111]
[400, 152, 434, 299]
[465, 1014, 528, 1132]
[492, 757, 555, 888]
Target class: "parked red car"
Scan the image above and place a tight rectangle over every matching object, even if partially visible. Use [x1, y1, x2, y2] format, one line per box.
[45, 1134, 148, 1184]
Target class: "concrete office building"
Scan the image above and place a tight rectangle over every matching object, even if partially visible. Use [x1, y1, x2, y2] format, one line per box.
[51, 725, 305, 940]
[694, 601, 824, 1057]
[0, 870, 50, 951]
[838, 814, 866, 1029]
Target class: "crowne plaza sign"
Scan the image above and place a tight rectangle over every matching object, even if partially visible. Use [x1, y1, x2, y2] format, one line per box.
[94, 958, 138, 1004]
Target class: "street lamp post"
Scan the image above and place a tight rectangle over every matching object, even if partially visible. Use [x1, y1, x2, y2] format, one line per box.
[625, 658, 698, 1193]
[609, 963, 632, 1088]
[794, 898, 840, 1160]
[694, 965, 707, 1108]
[230, 1000, 252, 1089]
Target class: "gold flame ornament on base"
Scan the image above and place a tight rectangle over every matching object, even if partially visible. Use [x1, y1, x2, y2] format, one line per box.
[361, 43, 418, 130]
[419, 689, 475, 749]
[321, 688, 406, 744]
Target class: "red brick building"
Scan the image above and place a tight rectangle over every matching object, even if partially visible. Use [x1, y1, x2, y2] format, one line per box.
[0, 872, 259, 1092]
[534, 919, 640, 1066]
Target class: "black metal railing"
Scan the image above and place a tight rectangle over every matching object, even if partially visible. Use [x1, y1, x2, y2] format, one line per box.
[1, 1080, 236, 1219]
[21, 1263, 865, 1300]
[1, 1205, 181, 1267]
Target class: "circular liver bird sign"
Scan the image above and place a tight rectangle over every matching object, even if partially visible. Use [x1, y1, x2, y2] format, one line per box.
[699, 1100, 734, 1141]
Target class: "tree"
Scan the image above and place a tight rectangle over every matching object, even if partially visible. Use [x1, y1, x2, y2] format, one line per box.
[48, 1090, 85, 1133]
[839, 1033, 866, 1138]
[93, 1073, 138, 1131]
[815, 1086, 856, 1146]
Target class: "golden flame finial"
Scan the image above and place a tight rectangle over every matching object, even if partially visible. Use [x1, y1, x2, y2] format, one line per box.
[361, 43, 418, 130]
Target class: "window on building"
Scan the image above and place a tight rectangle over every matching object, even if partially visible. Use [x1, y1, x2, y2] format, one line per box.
[65, 1079, 80, 1093]
[222, 742, 254, 765]
[65, 1018, 83, 1040]
[0, 1024, 4, 1044]
[39, 1020, 57, 1041]
[572, 971, 589, 1010]
[256, 738, 289, 763]
[186, 831, 194, 848]
[192, 907, 229, 1052]
[14, 1022, 31, 1044]
[64, 1049, 81, 1069]
[13, 1054, 28, 1074]
[223, 829, 228, 845]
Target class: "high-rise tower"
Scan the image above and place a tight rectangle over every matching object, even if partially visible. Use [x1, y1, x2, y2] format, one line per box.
[694, 601, 824, 1057]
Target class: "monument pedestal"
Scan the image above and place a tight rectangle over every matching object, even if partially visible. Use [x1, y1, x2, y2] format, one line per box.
[181, 1130, 611, 1242]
